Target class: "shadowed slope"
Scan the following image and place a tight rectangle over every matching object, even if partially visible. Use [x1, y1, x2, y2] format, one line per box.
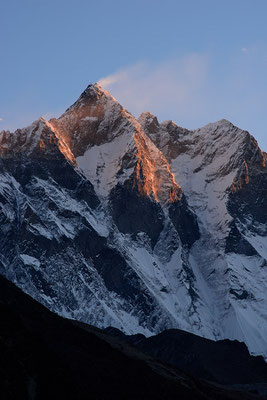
[0, 274, 263, 400]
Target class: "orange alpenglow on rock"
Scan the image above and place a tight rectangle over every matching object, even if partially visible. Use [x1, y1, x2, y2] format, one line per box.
[230, 160, 250, 192]
[0, 118, 76, 165]
[44, 120, 77, 165]
[133, 128, 182, 204]
[49, 83, 182, 205]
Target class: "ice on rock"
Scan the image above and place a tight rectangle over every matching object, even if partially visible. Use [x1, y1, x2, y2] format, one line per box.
[0, 84, 266, 361]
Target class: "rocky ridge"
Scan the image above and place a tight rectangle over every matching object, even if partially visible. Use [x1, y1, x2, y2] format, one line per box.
[0, 84, 266, 360]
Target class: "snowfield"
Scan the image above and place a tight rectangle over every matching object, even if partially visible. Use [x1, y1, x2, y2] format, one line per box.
[0, 84, 266, 359]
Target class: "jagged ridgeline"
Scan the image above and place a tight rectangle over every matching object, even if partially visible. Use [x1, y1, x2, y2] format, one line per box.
[0, 84, 266, 359]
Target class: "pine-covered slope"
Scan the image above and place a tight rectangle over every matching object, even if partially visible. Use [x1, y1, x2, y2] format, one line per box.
[0, 84, 266, 360]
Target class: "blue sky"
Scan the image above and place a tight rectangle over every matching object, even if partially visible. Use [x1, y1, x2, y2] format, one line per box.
[1, 0, 267, 150]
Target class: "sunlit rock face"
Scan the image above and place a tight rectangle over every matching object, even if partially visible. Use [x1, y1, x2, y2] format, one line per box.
[0, 84, 266, 360]
[133, 128, 182, 204]
[0, 118, 76, 164]
[50, 84, 182, 205]
[50, 84, 129, 155]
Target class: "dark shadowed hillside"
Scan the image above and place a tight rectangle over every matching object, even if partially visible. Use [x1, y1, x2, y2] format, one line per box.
[0, 274, 264, 400]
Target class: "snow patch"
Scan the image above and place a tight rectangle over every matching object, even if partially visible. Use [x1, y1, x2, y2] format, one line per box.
[20, 254, 40, 268]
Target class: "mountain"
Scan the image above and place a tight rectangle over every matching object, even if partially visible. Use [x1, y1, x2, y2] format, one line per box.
[3, 274, 262, 400]
[105, 326, 267, 391]
[50, 84, 181, 203]
[139, 112, 267, 357]
[0, 83, 266, 360]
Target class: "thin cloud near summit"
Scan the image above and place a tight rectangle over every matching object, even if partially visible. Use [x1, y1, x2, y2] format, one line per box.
[98, 54, 209, 123]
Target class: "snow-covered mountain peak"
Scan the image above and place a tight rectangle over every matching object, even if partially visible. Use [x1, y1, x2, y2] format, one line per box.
[196, 118, 233, 131]
[195, 119, 266, 171]
[141, 113, 266, 241]
[0, 85, 267, 362]
[0, 118, 76, 164]
[141, 113, 263, 176]
[76, 83, 118, 106]
[160, 120, 177, 128]
[50, 83, 129, 158]
[193, 119, 240, 147]
[138, 111, 160, 134]
[49, 86, 182, 203]
[139, 113, 190, 161]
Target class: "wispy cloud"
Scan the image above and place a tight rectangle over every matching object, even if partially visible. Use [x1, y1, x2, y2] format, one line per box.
[0, 118, 3, 121]
[97, 49, 267, 151]
[41, 108, 64, 121]
[98, 54, 209, 122]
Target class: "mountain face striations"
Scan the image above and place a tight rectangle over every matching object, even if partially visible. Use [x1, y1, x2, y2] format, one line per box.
[0, 83, 266, 360]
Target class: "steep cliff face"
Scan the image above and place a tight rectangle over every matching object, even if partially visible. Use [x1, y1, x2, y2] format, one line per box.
[0, 118, 76, 164]
[0, 84, 266, 360]
[50, 84, 182, 205]
[0, 85, 200, 340]
[140, 113, 267, 358]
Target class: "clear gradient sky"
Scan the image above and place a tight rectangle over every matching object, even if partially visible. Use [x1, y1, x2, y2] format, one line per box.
[1, 0, 267, 150]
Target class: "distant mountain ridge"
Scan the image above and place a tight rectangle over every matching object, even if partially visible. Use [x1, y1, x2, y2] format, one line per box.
[0, 83, 266, 360]
[104, 326, 267, 388]
[1, 273, 263, 400]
